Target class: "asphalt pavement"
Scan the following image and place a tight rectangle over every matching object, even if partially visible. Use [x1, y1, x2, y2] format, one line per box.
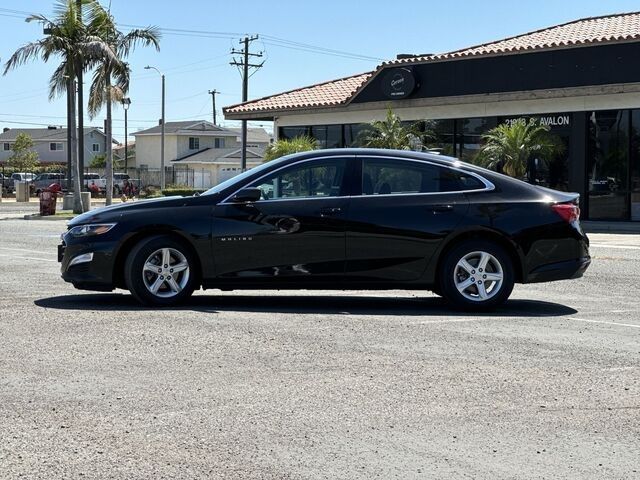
[0, 217, 638, 479]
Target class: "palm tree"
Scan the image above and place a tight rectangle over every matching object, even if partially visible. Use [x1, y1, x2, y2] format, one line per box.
[264, 136, 319, 162]
[361, 108, 434, 150]
[86, 4, 160, 205]
[3, 0, 115, 213]
[476, 120, 562, 179]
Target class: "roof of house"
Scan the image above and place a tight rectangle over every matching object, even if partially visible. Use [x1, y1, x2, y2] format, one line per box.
[228, 127, 273, 143]
[172, 146, 264, 164]
[0, 127, 105, 141]
[224, 11, 640, 117]
[133, 120, 238, 136]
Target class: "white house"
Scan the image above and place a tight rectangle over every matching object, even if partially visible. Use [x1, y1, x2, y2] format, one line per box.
[0, 126, 108, 165]
[132, 120, 272, 186]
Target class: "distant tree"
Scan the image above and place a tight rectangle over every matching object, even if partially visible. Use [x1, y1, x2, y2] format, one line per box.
[361, 108, 435, 150]
[89, 154, 106, 168]
[3, 0, 116, 213]
[264, 136, 319, 162]
[476, 119, 562, 179]
[8, 133, 39, 172]
[87, 3, 160, 205]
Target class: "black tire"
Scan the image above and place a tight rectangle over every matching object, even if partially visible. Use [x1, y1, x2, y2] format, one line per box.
[124, 235, 197, 306]
[439, 240, 514, 311]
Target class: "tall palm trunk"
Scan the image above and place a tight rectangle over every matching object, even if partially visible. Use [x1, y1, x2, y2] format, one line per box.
[69, 78, 83, 214]
[105, 80, 113, 205]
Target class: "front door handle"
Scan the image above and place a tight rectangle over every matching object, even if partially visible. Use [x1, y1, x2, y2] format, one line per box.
[431, 204, 454, 213]
[320, 206, 342, 217]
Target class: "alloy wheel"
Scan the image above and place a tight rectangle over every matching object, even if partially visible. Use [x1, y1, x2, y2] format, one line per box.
[453, 251, 504, 302]
[142, 247, 190, 298]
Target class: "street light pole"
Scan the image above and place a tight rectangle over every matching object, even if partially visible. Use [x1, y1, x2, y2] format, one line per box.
[145, 66, 166, 189]
[121, 97, 131, 174]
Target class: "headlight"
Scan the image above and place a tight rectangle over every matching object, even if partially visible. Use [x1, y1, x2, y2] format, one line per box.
[68, 223, 117, 237]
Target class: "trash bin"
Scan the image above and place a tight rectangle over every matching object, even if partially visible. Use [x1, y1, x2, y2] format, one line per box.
[39, 189, 57, 216]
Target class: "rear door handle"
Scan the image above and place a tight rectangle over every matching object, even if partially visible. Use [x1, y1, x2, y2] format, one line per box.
[431, 204, 454, 213]
[320, 206, 342, 217]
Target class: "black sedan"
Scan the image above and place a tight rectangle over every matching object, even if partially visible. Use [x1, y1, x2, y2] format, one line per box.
[59, 149, 590, 310]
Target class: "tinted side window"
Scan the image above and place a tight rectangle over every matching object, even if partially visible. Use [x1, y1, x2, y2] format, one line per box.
[361, 158, 485, 195]
[251, 159, 346, 200]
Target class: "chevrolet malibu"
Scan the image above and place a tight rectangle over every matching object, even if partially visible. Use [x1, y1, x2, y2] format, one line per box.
[59, 149, 590, 310]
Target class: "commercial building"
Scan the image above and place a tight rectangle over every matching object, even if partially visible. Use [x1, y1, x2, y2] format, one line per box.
[224, 12, 640, 222]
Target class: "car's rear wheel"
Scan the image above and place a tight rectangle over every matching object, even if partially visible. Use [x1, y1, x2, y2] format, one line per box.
[125, 235, 197, 306]
[440, 240, 514, 310]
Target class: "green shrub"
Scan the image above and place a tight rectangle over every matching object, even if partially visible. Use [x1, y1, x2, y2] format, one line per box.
[161, 188, 206, 197]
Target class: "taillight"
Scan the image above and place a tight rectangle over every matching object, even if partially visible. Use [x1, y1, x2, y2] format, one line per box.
[552, 203, 580, 223]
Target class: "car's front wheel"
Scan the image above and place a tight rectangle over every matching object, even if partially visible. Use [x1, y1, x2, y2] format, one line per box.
[124, 235, 197, 306]
[440, 240, 514, 310]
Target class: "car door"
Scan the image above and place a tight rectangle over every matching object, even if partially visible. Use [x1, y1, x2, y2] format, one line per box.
[345, 156, 480, 283]
[212, 156, 352, 283]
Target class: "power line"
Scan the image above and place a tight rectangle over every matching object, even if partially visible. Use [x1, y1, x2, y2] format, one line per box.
[1, 8, 383, 63]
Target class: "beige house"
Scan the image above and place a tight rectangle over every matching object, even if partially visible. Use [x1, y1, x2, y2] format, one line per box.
[132, 120, 271, 187]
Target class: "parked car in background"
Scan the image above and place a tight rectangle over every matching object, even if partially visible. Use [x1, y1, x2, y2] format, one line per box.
[33, 173, 66, 194]
[8, 172, 36, 192]
[59, 148, 590, 310]
[94, 173, 141, 195]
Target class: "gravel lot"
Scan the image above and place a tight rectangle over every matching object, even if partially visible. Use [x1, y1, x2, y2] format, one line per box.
[0, 217, 638, 479]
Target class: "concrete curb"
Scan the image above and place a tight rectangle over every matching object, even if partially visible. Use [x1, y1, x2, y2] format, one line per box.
[582, 221, 640, 234]
[23, 213, 75, 221]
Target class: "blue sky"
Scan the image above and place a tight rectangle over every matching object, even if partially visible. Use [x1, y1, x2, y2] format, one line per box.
[1, 0, 639, 141]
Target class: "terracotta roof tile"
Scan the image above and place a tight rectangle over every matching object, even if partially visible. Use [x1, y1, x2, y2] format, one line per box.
[386, 11, 640, 65]
[224, 72, 372, 114]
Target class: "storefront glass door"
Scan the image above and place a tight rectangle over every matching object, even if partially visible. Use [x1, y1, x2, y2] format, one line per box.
[587, 110, 630, 221]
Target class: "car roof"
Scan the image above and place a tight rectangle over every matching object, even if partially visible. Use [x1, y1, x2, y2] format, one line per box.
[281, 148, 459, 165]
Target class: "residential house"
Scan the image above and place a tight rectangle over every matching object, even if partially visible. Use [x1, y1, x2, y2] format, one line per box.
[0, 126, 108, 165]
[133, 120, 272, 186]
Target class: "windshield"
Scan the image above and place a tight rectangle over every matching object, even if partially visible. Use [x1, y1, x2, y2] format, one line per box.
[202, 159, 283, 196]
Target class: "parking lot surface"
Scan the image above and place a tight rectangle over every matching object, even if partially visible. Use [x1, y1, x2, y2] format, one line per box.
[0, 218, 638, 479]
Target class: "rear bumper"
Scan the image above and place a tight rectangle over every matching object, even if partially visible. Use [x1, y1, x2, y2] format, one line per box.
[524, 256, 591, 283]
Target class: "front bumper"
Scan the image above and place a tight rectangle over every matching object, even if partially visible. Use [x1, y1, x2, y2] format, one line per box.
[525, 256, 591, 283]
[59, 237, 117, 291]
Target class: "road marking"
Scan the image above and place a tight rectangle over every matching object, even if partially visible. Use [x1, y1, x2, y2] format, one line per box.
[590, 244, 640, 250]
[568, 317, 640, 329]
[417, 317, 501, 325]
[0, 253, 57, 263]
[0, 246, 55, 255]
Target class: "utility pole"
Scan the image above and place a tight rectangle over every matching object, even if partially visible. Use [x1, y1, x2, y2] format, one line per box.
[76, 0, 85, 187]
[208, 90, 218, 125]
[231, 35, 264, 171]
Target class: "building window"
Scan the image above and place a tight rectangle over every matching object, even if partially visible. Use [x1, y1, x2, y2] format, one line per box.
[92, 143, 100, 152]
[588, 110, 630, 221]
[214, 138, 225, 148]
[50, 142, 64, 151]
[189, 137, 200, 150]
[3, 143, 10, 151]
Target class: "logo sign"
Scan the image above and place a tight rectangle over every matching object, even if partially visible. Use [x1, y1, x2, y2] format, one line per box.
[382, 68, 417, 100]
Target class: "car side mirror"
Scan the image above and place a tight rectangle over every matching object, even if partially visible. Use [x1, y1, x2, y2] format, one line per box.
[231, 187, 262, 203]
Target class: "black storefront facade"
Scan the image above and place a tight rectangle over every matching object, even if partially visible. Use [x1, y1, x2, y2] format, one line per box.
[279, 109, 640, 222]
[226, 20, 640, 222]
